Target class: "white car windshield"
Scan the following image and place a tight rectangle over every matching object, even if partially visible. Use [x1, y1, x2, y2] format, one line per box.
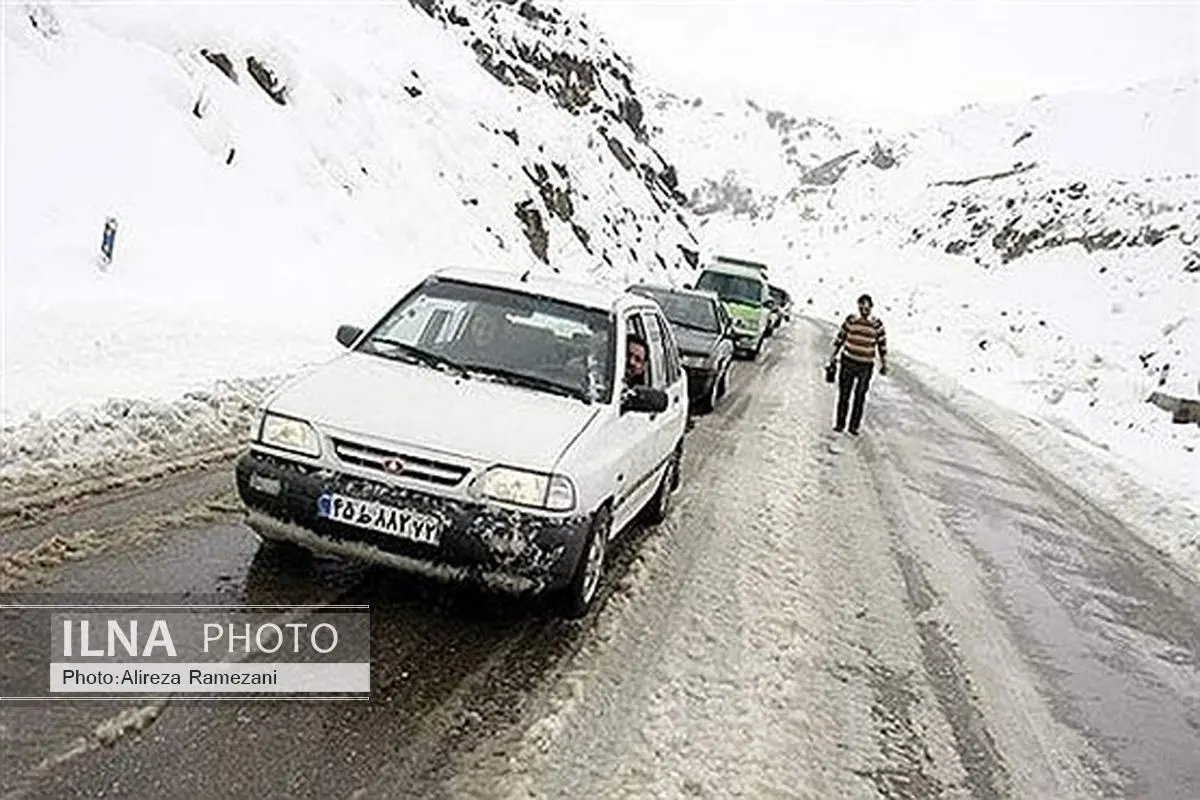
[358, 277, 616, 404]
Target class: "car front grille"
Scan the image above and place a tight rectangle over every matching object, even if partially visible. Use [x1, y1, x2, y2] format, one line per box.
[330, 438, 470, 487]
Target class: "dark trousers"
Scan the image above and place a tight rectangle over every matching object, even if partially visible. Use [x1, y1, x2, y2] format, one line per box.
[835, 356, 874, 432]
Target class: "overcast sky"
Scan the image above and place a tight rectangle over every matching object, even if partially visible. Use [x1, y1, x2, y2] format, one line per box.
[567, 0, 1200, 127]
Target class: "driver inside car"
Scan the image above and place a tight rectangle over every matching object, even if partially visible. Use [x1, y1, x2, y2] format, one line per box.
[450, 304, 508, 365]
[624, 334, 648, 390]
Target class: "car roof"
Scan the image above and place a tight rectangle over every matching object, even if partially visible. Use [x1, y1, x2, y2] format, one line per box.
[432, 266, 642, 313]
[698, 261, 767, 281]
[715, 255, 769, 271]
[629, 283, 720, 303]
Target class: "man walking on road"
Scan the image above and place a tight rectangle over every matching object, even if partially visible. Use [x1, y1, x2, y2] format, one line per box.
[830, 293, 888, 435]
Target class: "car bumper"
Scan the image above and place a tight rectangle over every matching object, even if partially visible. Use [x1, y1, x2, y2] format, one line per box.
[235, 451, 592, 594]
[732, 331, 762, 352]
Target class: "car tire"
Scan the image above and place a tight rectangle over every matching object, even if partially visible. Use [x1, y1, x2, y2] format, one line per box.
[669, 439, 683, 491]
[558, 504, 611, 619]
[643, 440, 683, 525]
[254, 535, 311, 568]
[696, 374, 719, 413]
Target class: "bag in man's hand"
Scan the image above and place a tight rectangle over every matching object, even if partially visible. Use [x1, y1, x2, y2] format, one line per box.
[825, 360, 837, 384]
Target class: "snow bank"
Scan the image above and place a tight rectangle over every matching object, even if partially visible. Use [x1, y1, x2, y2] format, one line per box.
[3, 0, 697, 504]
[649, 75, 1199, 572]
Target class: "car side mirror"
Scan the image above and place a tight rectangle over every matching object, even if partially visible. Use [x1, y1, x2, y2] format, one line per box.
[336, 324, 363, 348]
[621, 385, 669, 414]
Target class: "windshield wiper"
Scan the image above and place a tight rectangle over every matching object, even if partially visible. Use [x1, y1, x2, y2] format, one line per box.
[363, 337, 471, 379]
[670, 319, 721, 334]
[464, 364, 590, 404]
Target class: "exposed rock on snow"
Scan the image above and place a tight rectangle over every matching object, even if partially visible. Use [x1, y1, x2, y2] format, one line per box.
[4, 0, 712, 496]
[911, 174, 1200, 269]
[246, 55, 287, 105]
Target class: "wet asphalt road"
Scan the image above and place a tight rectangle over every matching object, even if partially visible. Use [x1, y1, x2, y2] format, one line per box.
[1, 320, 1198, 799]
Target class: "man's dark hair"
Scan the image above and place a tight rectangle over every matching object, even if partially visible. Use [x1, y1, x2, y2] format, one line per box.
[857, 293, 873, 305]
[627, 334, 648, 352]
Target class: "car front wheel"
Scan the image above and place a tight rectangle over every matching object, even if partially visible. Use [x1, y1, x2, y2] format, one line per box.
[706, 373, 721, 411]
[558, 504, 611, 619]
[696, 372, 721, 413]
[643, 440, 683, 525]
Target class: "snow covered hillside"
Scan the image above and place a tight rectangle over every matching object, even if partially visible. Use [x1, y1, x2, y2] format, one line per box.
[2, 2, 1196, 570]
[2, 0, 699, 506]
[649, 74, 1199, 569]
[646, 86, 903, 223]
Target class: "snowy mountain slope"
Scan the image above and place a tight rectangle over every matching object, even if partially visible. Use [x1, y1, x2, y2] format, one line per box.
[645, 74, 1198, 567]
[644, 87, 904, 229]
[907, 72, 1200, 180]
[2, 0, 699, 506]
[827, 76, 1199, 403]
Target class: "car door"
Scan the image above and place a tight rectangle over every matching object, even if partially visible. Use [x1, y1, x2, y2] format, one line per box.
[643, 308, 686, 475]
[714, 300, 734, 373]
[611, 311, 657, 531]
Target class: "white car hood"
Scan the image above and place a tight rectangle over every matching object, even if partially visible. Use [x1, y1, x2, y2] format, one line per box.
[269, 352, 599, 470]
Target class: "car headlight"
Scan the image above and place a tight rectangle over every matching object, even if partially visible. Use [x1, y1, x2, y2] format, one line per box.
[258, 412, 322, 458]
[478, 466, 576, 512]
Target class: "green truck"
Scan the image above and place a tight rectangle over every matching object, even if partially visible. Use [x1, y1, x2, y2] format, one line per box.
[713, 255, 781, 335]
[714, 255, 769, 275]
[692, 260, 770, 359]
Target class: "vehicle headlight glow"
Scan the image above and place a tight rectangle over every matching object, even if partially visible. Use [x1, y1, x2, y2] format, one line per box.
[258, 412, 321, 457]
[479, 466, 576, 512]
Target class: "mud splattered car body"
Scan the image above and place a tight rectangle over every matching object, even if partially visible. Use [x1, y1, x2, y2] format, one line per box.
[235, 267, 688, 616]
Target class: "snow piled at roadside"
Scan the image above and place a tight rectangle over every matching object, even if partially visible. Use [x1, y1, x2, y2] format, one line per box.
[670, 75, 1199, 572]
[0, 374, 291, 518]
[2, 0, 696, 504]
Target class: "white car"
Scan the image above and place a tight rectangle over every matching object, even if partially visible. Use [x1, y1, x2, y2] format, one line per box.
[235, 267, 689, 617]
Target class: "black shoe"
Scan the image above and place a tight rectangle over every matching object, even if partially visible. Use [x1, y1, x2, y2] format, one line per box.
[848, 428, 860, 436]
[833, 426, 844, 433]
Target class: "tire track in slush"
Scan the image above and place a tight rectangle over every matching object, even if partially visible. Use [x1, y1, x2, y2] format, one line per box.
[6, 355, 764, 800]
[437, 324, 972, 799]
[861, 364, 1197, 798]
[357, 360, 761, 797]
[15, 319, 1186, 799]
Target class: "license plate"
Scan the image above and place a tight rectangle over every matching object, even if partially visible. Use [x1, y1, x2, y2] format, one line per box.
[316, 492, 443, 546]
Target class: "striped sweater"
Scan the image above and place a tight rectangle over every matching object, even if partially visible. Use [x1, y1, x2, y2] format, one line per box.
[834, 314, 887, 364]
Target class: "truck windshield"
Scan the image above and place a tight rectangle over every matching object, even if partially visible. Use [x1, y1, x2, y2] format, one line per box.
[695, 272, 762, 307]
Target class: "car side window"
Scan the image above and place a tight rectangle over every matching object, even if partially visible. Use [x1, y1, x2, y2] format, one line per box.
[624, 313, 651, 388]
[639, 311, 667, 390]
[651, 312, 682, 385]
